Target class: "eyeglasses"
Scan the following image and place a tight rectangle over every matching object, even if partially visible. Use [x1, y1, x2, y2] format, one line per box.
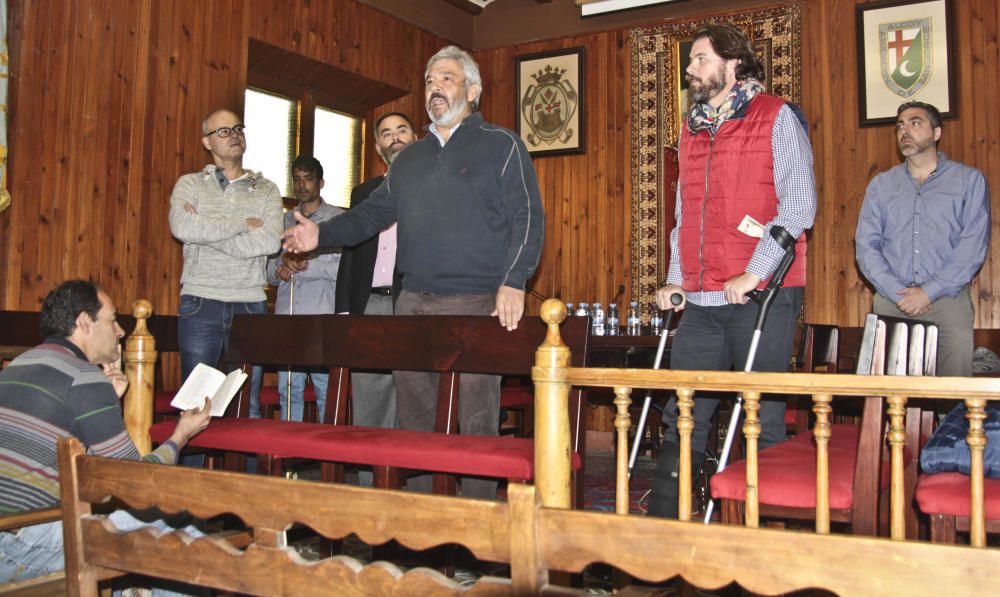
[204, 124, 246, 138]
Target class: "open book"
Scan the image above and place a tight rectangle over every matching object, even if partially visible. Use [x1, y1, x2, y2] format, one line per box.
[170, 363, 247, 417]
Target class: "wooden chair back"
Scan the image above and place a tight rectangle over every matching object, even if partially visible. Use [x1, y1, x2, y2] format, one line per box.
[223, 313, 590, 443]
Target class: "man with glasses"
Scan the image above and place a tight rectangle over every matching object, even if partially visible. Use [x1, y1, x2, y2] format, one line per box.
[169, 109, 283, 412]
[283, 47, 544, 500]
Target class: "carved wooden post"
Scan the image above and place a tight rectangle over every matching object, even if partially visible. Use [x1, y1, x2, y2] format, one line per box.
[676, 387, 695, 521]
[743, 391, 761, 528]
[965, 398, 987, 547]
[614, 385, 632, 515]
[533, 299, 572, 509]
[886, 394, 907, 540]
[812, 393, 832, 534]
[124, 300, 156, 455]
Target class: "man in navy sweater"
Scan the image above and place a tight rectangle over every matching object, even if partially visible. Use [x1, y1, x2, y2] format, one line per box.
[283, 46, 544, 499]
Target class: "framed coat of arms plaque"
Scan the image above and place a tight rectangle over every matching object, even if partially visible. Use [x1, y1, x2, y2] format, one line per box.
[515, 47, 585, 156]
[856, 0, 955, 126]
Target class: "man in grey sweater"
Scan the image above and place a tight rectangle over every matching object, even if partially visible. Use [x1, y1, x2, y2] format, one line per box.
[169, 109, 283, 414]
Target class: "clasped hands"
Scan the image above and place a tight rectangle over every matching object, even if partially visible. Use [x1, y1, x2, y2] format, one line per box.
[276, 251, 314, 281]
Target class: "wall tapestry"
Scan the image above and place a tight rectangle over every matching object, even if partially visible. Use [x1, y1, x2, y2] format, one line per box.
[628, 3, 802, 314]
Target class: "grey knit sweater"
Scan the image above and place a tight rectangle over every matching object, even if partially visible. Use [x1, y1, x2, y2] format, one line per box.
[169, 165, 284, 302]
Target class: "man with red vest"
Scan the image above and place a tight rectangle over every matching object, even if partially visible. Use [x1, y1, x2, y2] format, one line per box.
[647, 24, 817, 518]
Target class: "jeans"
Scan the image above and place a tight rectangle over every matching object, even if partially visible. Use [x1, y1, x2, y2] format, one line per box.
[178, 295, 265, 418]
[277, 370, 329, 423]
[1, 510, 208, 596]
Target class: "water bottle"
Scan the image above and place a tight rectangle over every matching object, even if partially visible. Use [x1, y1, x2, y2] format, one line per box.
[575, 303, 589, 317]
[649, 304, 664, 336]
[606, 303, 620, 336]
[591, 302, 605, 336]
[627, 301, 642, 336]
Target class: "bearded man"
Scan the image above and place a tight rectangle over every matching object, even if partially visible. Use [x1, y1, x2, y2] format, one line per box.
[856, 102, 990, 377]
[647, 24, 817, 518]
[283, 46, 544, 500]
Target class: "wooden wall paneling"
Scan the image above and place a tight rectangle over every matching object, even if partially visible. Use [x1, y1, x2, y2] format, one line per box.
[5, 0, 1000, 348]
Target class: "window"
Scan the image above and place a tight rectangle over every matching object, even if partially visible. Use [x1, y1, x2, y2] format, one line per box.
[242, 88, 363, 208]
[314, 107, 363, 208]
[243, 88, 297, 197]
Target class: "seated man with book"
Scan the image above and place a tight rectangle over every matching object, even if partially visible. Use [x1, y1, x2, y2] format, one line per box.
[0, 280, 212, 587]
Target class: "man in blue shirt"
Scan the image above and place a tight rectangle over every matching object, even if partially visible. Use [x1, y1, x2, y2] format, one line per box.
[855, 101, 990, 376]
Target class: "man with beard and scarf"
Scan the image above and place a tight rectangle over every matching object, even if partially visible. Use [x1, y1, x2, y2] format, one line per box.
[647, 24, 817, 518]
[266, 155, 344, 422]
[332, 113, 414, 485]
[283, 46, 543, 500]
[856, 102, 990, 377]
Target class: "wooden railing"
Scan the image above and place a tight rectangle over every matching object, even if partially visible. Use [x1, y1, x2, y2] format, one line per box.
[532, 301, 996, 545]
[40, 298, 1000, 595]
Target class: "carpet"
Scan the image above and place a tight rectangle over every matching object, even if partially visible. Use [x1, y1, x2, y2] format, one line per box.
[628, 3, 803, 311]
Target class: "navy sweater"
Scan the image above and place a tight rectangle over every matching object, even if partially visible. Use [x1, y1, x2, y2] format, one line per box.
[317, 112, 544, 295]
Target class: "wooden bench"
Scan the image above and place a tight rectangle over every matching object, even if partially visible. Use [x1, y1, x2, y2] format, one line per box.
[147, 312, 591, 496]
[58, 415, 1000, 595]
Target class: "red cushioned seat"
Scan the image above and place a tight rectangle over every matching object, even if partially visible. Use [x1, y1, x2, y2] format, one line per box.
[915, 472, 1000, 519]
[149, 418, 581, 482]
[710, 424, 872, 510]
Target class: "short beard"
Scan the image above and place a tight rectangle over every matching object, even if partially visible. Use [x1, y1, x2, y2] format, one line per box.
[382, 146, 402, 165]
[427, 93, 471, 128]
[687, 64, 727, 105]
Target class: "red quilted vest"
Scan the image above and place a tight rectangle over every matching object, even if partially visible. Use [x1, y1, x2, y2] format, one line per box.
[677, 93, 807, 292]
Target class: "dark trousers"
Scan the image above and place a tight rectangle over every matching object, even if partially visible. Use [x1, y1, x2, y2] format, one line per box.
[661, 286, 803, 454]
[393, 290, 500, 499]
[178, 295, 265, 416]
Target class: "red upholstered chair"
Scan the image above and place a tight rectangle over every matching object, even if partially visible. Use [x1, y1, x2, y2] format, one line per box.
[785, 323, 842, 434]
[915, 472, 1000, 542]
[710, 314, 932, 535]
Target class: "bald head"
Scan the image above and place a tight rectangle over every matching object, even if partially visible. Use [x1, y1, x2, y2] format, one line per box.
[202, 109, 241, 135]
[201, 109, 246, 166]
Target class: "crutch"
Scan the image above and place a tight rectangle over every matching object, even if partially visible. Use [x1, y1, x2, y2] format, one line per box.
[704, 225, 796, 524]
[628, 292, 683, 480]
[285, 274, 295, 421]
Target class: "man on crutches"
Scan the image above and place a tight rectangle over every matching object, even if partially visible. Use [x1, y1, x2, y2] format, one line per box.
[645, 23, 817, 519]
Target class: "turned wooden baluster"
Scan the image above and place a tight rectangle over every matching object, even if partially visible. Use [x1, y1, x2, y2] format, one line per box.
[614, 385, 633, 515]
[124, 300, 156, 455]
[534, 299, 572, 509]
[676, 388, 695, 521]
[743, 391, 761, 528]
[886, 394, 907, 539]
[965, 398, 987, 547]
[812, 393, 832, 534]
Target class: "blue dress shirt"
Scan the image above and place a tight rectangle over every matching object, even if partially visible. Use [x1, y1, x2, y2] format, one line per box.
[855, 153, 990, 303]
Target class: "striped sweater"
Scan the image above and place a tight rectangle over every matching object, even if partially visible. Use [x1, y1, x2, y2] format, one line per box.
[0, 339, 178, 513]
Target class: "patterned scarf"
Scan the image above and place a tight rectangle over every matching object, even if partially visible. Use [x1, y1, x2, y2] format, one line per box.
[687, 79, 765, 135]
